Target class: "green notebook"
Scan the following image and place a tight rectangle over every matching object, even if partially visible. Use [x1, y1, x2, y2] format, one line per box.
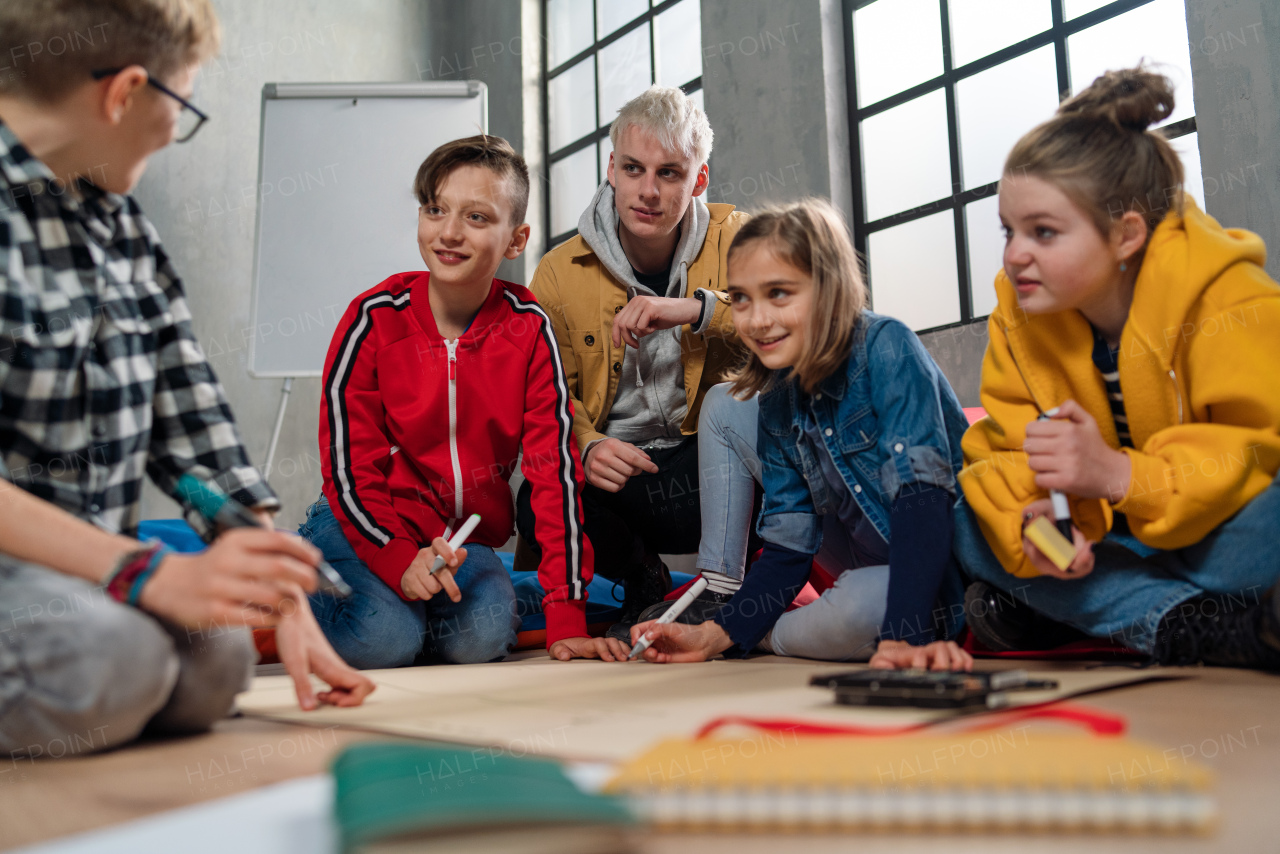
[333, 743, 634, 854]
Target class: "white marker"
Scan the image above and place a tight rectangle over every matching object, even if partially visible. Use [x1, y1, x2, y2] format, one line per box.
[1036, 407, 1075, 541]
[431, 513, 481, 573]
[628, 576, 710, 660]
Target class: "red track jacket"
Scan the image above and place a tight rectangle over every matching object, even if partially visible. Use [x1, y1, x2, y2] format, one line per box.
[319, 272, 593, 646]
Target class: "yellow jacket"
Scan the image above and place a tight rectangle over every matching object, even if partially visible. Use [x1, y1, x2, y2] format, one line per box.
[960, 199, 1280, 578]
[529, 203, 748, 453]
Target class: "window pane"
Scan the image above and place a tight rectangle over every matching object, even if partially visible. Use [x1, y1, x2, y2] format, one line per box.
[551, 145, 597, 237]
[956, 45, 1059, 189]
[655, 0, 701, 88]
[964, 194, 1003, 318]
[861, 89, 952, 221]
[599, 134, 613, 184]
[1065, 0, 1115, 19]
[853, 0, 943, 107]
[598, 22, 652, 129]
[1067, 0, 1195, 126]
[597, 0, 647, 39]
[548, 0, 593, 68]
[868, 211, 961, 330]
[549, 56, 596, 151]
[1171, 131, 1205, 207]
[687, 86, 705, 117]
[950, 0, 1052, 67]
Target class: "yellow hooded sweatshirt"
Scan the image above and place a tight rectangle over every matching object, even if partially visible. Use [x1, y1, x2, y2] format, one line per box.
[960, 199, 1280, 579]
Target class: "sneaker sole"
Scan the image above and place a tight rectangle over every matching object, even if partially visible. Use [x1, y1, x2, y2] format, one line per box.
[963, 582, 1021, 653]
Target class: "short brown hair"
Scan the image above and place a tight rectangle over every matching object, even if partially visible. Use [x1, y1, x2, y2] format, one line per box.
[727, 199, 868, 398]
[0, 0, 221, 104]
[413, 134, 530, 226]
[1004, 64, 1185, 240]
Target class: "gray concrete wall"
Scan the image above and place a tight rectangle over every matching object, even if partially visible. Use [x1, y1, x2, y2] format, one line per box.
[521, 0, 547, 266]
[918, 323, 988, 408]
[417, 0, 532, 283]
[699, 0, 852, 224]
[1184, 0, 1280, 281]
[133, 0, 434, 527]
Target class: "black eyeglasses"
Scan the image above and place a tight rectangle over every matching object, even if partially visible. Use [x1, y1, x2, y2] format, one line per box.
[91, 68, 209, 143]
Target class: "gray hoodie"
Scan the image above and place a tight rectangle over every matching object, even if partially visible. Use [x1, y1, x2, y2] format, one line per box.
[576, 181, 714, 450]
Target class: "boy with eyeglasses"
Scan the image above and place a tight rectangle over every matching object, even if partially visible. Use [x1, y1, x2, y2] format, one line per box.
[0, 0, 373, 759]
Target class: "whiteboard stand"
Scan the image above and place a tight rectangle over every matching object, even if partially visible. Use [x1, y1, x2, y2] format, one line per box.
[263, 377, 293, 480]
[247, 81, 488, 480]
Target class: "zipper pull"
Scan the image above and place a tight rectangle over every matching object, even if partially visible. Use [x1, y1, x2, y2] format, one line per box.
[1168, 369, 1183, 423]
[446, 339, 458, 381]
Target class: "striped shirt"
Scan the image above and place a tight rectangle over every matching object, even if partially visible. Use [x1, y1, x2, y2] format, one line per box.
[0, 119, 277, 537]
[1090, 326, 1134, 449]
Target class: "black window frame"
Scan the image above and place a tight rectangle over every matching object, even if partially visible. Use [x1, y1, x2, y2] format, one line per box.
[541, 0, 704, 247]
[842, 0, 1198, 334]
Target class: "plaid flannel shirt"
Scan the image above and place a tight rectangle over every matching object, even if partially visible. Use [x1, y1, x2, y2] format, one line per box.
[0, 119, 277, 538]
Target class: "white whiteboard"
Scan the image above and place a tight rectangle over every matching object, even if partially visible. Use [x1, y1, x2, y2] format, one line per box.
[248, 82, 488, 377]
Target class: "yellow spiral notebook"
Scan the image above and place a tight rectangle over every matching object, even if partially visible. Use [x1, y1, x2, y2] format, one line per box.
[605, 731, 1216, 834]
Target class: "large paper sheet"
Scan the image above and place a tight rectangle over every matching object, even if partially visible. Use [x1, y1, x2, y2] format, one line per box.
[237, 657, 1161, 762]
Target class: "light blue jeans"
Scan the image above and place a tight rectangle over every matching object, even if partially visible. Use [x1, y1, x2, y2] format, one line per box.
[300, 498, 519, 669]
[952, 471, 1280, 653]
[697, 383, 890, 661]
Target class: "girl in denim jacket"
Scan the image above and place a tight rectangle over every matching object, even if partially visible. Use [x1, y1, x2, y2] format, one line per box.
[631, 199, 972, 668]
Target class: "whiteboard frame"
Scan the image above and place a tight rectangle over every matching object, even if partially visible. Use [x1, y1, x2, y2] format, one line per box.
[247, 81, 488, 379]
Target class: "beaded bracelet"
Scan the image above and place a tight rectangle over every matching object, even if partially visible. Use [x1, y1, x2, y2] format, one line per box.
[103, 541, 173, 606]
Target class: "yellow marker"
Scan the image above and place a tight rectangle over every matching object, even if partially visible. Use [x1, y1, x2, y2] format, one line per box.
[1024, 515, 1077, 571]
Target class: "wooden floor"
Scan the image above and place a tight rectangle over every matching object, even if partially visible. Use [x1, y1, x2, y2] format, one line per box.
[3, 659, 1279, 853]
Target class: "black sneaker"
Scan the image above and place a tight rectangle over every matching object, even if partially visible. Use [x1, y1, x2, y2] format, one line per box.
[632, 584, 735, 629]
[605, 554, 671, 642]
[1150, 590, 1280, 670]
[963, 581, 1086, 652]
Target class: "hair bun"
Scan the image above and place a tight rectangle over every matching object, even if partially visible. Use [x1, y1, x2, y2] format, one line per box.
[1058, 65, 1175, 131]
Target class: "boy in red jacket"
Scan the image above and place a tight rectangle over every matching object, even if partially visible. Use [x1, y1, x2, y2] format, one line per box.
[303, 135, 624, 666]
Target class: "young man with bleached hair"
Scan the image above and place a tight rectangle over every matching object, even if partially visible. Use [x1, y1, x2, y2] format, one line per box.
[519, 85, 756, 647]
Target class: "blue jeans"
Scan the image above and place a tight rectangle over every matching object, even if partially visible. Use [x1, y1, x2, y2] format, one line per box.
[952, 473, 1280, 653]
[299, 499, 519, 669]
[696, 384, 763, 580]
[698, 383, 932, 660]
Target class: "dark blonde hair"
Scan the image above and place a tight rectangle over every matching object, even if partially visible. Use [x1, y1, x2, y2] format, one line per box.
[1004, 65, 1185, 241]
[414, 134, 530, 225]
[727, 198, 868, 398]
[0, 0, 221, 103]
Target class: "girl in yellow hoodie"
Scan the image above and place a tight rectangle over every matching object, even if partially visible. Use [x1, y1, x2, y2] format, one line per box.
[953, 67, 1280, 669]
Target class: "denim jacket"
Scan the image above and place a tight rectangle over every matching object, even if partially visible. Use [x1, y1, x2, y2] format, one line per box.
[756, 312, 968, 554]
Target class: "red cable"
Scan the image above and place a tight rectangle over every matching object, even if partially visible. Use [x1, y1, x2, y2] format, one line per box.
[694, 701, 1126, 740]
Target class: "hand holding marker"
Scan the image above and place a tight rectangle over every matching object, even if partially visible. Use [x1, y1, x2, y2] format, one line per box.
[1036, 408, 1076, 540]
[431, 514, 481, 574]
[1026, 408, 1080, 572]
[628, 576, 710, 660]
[177, 473, 351, 597]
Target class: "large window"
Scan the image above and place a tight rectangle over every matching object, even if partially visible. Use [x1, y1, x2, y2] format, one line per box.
[543, 0, 704, 246]
[844, 0, 1203, 332]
